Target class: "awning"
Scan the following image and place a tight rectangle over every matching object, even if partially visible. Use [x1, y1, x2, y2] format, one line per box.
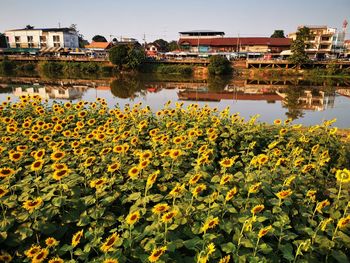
[2, 48, 40, 53]
[280, 50, 292, 56]
[39, 47, 63, 53]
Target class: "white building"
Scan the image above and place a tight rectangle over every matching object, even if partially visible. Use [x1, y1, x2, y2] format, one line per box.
[5, 28, 79, 49]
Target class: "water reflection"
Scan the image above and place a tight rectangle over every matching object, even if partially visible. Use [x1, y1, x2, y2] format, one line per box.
[0, 75, 350, 127]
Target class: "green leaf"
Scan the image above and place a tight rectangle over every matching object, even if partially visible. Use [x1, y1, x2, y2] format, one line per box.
[240, 238, 254, 248]
[126, 192, 141, 202]
[183, 237, 203, 251]
[52, 196, 66, 207]
[280, 243, 294, 261]
[331, 250, 349, 263]
[259, 243, 273, 254]
[221, 242, 236, 253]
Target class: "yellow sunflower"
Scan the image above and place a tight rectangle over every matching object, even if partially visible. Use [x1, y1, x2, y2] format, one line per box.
[146, 170, 160, 187]
[128, 166, 140, 179]
[316, 199, 330, 214]
[100, 232, 119, 253]
[257, 154, 269, 165]
[52, 169, 71, 181]
[201, 217, 219, 233]
[251, 204, 265, 215]
[126, 211, 140, 225]
[169, 149, 182, 159]
[102, 259, 119, 263]
[192, 184, 207, 197]
[48, 257, 64, 263]
[276, 189, 293, 199]
[336, 168, 350, 183]
[161, 210, 178, 223]
[152, 203, 170, 214]
[9, 151, 23, 162]
[108, 162, 121, 173]
[31, 248, 49, 263]
[0, 167, 15, 178]
[50, 150, 65, 161]
[31, 160, 45, 172]
[0, 187, 9, 198]
[225, 187, 238, 201]
[45, 237, 59, 247]
[220, 174, 233, 185]
[219, 158, 234, 168]
[189, 173, 202, 185]
[23, 197, 43, 213]
[90, 178, 107, 189]
[258, 225, 273, 238]
[337, 216, 350, 229]
[71, 230, 84, 247]
[148, 246, 167, 263]
[25, 245, 41, 258]
[248, 182, 262, 194]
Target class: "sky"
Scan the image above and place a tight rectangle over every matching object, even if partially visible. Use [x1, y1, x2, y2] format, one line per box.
[1, 0, 349, 43]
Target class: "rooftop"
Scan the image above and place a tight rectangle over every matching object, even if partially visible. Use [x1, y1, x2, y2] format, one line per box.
[179, 30, 225, 36]
[6, 27, 75, 32]
[179, 37, 292, 46]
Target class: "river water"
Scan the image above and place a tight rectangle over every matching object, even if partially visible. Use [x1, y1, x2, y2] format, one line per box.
[1, 74, 350, 128]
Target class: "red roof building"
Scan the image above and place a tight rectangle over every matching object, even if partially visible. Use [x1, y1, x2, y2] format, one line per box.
[179, 37, 291, 54]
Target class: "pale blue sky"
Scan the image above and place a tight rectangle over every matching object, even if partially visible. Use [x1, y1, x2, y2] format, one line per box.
[1, 0, 349, 42]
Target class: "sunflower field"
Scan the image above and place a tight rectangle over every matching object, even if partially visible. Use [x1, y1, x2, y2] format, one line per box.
[0, 95, 350, 263]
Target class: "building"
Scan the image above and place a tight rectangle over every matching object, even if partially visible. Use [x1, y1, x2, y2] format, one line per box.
[287, 24, 346, 58]
[4, 27, 79, 50]
[345, 40, 350, 57]
[85, 41, 113, 57]
[145, 43, 160, 57]
[178, 35, 291, 54]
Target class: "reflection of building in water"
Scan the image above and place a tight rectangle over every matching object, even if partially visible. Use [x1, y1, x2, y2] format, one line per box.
[277, 90, 335, 111]
[12, 85, 88, 100]
[178, 86, 283, 102]
[337, 89, 350, 98]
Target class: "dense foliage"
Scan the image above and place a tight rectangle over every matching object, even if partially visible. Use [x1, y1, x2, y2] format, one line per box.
[288, 27, 312, 65]
[0, 97, 350, 263]
[109, 45, 145, 70]
[270, 30, 285, 38]
[208, 56, 232, 75]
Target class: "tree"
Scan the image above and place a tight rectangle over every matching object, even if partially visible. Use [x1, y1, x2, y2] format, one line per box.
[288, 27, 311, 65]
[109, 44, 145, 71]
[208, 55, 232, 75]
[69, 24, 89, 48]
[0, 33, 7, 48]
[92, 35, 107, 42]
[109, 45, 129, 70]
[153, 39, 169, 52]
[168, 41, 179, 51]
[25, 25, 34, 29]
[270, 30, 285, 38]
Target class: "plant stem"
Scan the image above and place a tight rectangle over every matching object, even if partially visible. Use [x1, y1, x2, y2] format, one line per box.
[253, 237, 260, 257]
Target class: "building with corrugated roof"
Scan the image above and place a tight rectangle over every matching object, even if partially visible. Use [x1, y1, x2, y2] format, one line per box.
[178, 34, 291, 54]
[4, 27, 79, 50]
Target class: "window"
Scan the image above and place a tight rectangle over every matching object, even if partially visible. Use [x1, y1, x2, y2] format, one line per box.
[58, 90, 66, 95]
[15, 36, 20, 42]
[27, 36, 34, 48]
[54, 43, 60, 47]
[33, 87, 39, 93]
[320, 45, 329, 49]
[321, 37, 330, 41]
[53, 35, 60, 42]
[40, 36, 46, 42]
[16, 43, 20, 48]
